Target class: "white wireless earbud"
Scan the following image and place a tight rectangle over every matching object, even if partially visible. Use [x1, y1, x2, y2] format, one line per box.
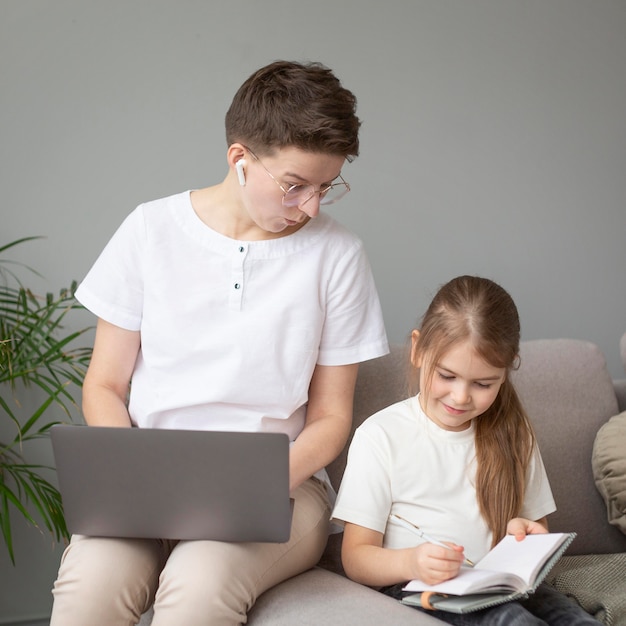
[235, 159, 247, 186]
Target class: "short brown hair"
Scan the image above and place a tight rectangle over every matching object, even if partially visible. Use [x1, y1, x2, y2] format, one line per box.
[225, 61, 360, 159]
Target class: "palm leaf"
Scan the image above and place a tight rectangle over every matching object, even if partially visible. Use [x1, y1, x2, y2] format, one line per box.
[0, 237, 91, 563]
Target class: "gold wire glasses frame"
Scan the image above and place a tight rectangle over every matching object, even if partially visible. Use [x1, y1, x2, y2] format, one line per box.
[244, 147, 350, 208]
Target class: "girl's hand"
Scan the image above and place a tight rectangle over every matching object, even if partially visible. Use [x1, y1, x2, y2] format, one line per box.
[506, 517, 549, 541]
[411, 541, 465, 586]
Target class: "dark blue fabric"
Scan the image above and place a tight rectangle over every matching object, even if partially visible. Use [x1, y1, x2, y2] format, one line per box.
[380, 582, 602, 625]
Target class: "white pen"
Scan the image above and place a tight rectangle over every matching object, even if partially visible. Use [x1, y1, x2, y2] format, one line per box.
[389, 514, 475, 567]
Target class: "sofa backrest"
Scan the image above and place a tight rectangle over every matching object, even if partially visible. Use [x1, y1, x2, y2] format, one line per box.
[326, 339, 626, 558]
[327, 345, 411, 495]
[512, 339, 623, 555]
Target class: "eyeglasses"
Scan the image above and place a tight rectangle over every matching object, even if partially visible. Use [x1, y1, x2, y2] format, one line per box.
[245, 147, 350, 208]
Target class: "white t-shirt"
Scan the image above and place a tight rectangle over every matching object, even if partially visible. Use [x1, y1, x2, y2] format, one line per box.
[75, 191, 389, 438]
[332, 395, 556, 563]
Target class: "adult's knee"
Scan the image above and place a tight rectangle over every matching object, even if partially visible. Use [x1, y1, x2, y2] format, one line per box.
[51, 536, 163, 625]
[153, 542, 252, 625]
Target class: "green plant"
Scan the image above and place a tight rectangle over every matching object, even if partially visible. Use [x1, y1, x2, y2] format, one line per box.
[0, 237, 92, 563]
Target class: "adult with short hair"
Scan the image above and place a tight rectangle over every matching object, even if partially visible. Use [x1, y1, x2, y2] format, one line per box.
[50, 60, 388, 625]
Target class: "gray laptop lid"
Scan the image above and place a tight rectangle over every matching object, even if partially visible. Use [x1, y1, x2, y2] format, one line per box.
[51, 425, 292, 543]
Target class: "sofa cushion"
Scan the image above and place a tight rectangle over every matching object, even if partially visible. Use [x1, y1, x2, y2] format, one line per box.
[247, 567, 444, 625]
[592, 411, 626, 535]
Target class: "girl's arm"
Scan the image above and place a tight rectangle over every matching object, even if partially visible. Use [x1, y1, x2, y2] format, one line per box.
[81, 318, 140, 427]
[341, 521, 465, 587]
[507, 516, 549, 541]
[289, 363, 358, 492]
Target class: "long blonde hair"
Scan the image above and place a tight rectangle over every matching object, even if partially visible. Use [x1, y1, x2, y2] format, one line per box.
[410, 276, 536, 546]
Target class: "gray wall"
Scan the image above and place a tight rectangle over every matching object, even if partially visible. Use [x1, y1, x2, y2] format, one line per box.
[1, 0, 625, 622]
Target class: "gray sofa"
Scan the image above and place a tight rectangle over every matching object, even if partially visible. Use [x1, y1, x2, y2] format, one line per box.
[140, 335, 626, 625]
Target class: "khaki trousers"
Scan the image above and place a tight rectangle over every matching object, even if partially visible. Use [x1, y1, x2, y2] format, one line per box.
[50, 477, 330, 626]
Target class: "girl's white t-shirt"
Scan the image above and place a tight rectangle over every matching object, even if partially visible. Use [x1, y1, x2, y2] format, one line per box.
[75, 191, 389, 438]
[332, 395, 556, 563]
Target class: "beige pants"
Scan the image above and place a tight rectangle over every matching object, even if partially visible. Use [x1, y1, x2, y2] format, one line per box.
[50, 477, 330, 626]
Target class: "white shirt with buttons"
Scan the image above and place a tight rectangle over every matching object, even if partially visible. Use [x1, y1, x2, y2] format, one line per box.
[76, 190, 389, 438]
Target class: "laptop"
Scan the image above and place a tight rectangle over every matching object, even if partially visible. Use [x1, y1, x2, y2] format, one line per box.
[50, 425, 293, 543]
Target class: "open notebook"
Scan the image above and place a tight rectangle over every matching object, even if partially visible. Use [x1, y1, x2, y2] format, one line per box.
[51, 425, 293, 543]
[401, 532, 576, 614]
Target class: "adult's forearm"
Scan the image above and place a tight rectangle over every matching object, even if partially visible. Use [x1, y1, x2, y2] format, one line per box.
[289, 413, 351, 491]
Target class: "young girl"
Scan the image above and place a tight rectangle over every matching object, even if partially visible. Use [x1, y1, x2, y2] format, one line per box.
[332, 275, 600, 625]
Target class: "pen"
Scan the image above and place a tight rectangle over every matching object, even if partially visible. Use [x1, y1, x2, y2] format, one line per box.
[389, 514, 475, 567]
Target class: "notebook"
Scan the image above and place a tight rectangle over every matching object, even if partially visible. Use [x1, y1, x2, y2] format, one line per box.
[400, 532, 576, 614]
[50, 425, 293, 543]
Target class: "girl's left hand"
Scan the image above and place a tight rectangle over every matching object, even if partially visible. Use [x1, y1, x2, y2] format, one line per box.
[506, 517, 549, 541]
